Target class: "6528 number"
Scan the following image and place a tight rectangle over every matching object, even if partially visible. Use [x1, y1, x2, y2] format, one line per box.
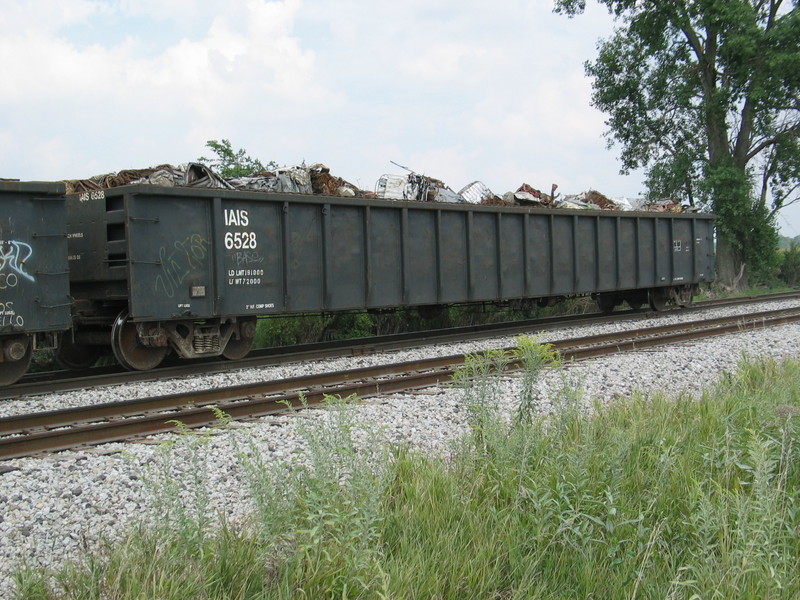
[224, 231, 257, 250]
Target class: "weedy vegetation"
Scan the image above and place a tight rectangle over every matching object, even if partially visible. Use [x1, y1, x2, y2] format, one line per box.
[13, 341, 800, 599]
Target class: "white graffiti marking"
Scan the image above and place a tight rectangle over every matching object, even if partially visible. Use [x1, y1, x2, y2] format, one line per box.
[0, 301, 24, 327]
[0, 273, 19, 289]
[0, 241, 35, 283]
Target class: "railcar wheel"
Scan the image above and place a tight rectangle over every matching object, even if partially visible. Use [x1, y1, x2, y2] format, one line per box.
[55, 334, 102, 370]
[677, 286, 694, 308]
[222, 317, 257, 360]
[111, 312, 168, 371]
[648, 288, 669, 311]
[0, 336, 33, 386]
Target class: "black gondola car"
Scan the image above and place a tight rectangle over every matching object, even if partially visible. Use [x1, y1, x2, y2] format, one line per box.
[63, 185, 715, 371]
[0, 181, 71, 385]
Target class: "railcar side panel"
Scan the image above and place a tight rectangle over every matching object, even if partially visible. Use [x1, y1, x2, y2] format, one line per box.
[125, 193, 214, 320]
[287, 203, 323, 312]
[551, 215, 574, 295]
[499, 214, 525, 299]
[636, 218, 654, 288]
[467, 212, 495, 301]
[65, 185, 716, 323]
[576, 216, 598, 291]
[596, 217, 618, 291]
[526, 215, 551, 297]
[406, 209, 437, 305]
[367, 207, 403, 306]
[438, 210, 468, 303]
[0, 182, 70, 334]
[617, 218, 637, 289]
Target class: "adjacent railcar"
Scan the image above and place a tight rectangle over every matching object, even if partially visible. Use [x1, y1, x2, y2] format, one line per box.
[0, 182, 71, 385]
[63, 184, 715, 371]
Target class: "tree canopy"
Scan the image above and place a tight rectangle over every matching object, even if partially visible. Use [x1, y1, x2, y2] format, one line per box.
[555, 0, 800, 287]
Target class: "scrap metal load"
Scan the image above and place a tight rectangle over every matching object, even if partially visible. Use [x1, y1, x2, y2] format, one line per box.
[63, 163, 362, 198]
[63, 162, 694, 214]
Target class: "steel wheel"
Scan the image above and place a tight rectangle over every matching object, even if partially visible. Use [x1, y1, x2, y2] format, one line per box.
[111, 311, 168, 371]
[0, 336, 32, 386]
[56, 333, 103, 370]
[648, 288, 669, 311]
[677, 286, 694, 308]
[222, 317, 257, 360]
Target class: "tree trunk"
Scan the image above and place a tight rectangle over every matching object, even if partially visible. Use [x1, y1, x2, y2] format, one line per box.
[715, 231, 748, 291]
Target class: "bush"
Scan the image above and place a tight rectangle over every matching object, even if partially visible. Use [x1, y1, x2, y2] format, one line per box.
[777, 244, 800, 287]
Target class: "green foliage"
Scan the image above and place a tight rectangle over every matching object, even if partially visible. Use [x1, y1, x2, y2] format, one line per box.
[253, 300, 595, 349]
[452, 349, 512, 451]
[554, 0, 799, 286]
[197, 139, 276, 178]
[238, 394, 390, 597]
[779, 233, 800, 250]
[703, 163, 781, 282]
[385, 357, 800, 598]
[255, 314, 330, 347]
[777, 243, 800, 286]
[513, 335, 561, 425]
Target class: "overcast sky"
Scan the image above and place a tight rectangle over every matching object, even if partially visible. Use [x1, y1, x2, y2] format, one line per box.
[3, 0, 799, 235]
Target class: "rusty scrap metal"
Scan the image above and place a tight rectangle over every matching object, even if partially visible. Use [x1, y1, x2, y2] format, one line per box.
[59, 159, 696, 214]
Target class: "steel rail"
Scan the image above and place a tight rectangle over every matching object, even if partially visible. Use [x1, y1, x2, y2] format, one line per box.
[1, 306, 799, 461]
[4, 305, 798, 437]
[6, 291, 799, 399]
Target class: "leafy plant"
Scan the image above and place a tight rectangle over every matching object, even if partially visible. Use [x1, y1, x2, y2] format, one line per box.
[778, 243, 800, 287]
[197, 139, 277, 178]
[512, 335, 560, 426]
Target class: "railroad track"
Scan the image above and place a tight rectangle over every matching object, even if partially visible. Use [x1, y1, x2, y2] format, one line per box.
[2, 305, 799, 461]
[6, 290, 800, 399]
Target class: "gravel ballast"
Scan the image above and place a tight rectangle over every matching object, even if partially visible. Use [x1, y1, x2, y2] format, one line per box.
[1, 299, 799, 595]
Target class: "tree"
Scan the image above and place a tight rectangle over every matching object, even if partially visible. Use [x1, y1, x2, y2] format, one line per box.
[197, 139, 277, 178]
[555, 0, 800, 288]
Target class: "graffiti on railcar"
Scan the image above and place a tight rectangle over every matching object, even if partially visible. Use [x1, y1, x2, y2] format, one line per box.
[154, 234, 210, 298]
[0, 301, 24, 327]
[0, 240, 35, 286]
[233, 249, 265, 266]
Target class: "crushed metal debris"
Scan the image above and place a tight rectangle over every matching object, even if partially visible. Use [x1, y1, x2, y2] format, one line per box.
[62, 161, 695, 213]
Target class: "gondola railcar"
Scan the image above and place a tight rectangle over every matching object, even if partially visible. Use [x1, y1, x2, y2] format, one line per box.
[60, 185, 715, 371]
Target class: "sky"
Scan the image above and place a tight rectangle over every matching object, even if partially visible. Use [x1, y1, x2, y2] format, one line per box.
[2, 0, 799, 236]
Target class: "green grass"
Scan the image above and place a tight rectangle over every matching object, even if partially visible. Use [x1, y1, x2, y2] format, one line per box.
[14, 351, 800, 599]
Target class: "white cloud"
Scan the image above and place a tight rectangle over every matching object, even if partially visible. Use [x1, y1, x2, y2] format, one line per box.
[115, 0, 226, 21]
[0, 0, 657, 208]
[0, 0, 349, 178]
[0, 0, 109, 34]
[469, 72, 604, 145]
[400, 43, 493, 81]
[0, 0, 321, 103]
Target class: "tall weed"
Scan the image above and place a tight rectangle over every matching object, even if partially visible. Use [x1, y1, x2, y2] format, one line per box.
[513, 335, 560, 426]
[235, 394, 390, 598]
